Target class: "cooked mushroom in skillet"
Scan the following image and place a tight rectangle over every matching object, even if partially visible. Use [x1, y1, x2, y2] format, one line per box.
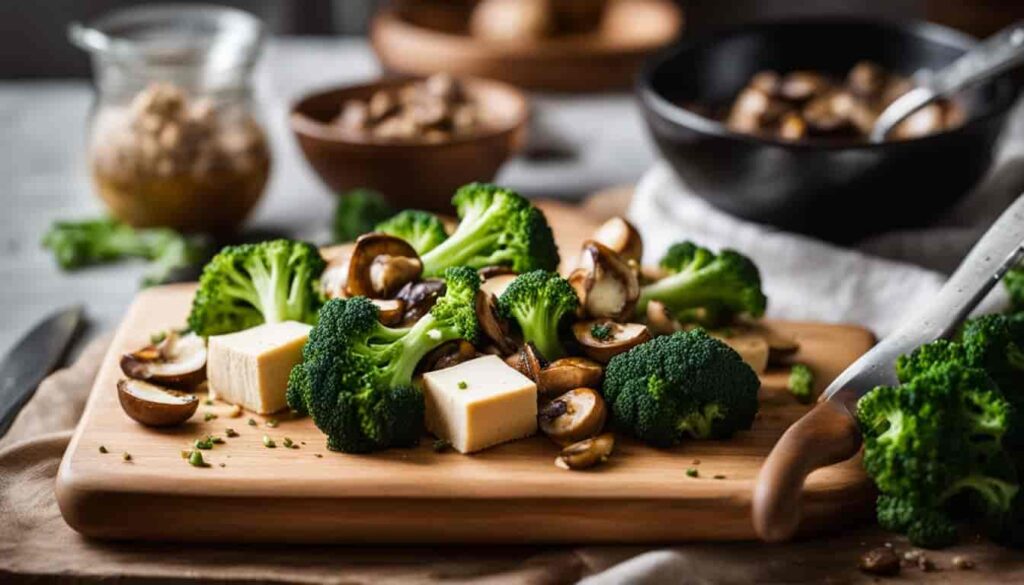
[591, 217, 643, 265]
[539, 387, 608, 445]
[346, 233, 422, 298]
[117, 378, 199, 427]
[573, 320, 651, 363]
[569, 240, 640, 321]
[120, 330, 207, 389]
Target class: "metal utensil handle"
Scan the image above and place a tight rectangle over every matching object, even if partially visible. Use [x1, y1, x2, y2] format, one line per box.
[871, 20, 1024, 142]
[824, 191, 1024, 398]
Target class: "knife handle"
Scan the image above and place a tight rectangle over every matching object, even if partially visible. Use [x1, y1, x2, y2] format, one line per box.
[751, 388, 862, 542]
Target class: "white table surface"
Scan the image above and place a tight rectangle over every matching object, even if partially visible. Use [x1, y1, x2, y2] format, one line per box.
[0, 37, 656, 360]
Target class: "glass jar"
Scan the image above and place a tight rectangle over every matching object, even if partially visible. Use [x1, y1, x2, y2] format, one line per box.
[70, 5, 271, 235]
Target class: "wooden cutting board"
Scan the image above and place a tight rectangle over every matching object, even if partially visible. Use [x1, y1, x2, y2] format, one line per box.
[56, 202, 877, 544]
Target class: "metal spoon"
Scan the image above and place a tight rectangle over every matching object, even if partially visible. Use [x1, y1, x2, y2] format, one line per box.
[871, 21, 1024, 143]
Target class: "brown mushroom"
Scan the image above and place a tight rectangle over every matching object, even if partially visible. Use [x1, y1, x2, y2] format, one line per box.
[117, 378, 199, 427]
[569, 240, 640, 321]
[345, 233, 422, 298]
[370, 298, 406, 326]
[420, 340, 479, 373]
[645, 300, 682, 336]
[847, 61, 888, 99]
[591, 217, 643, 265]
[480, 273, 518, 298]
[573, 320, 651, 363]
[539, 387, 608, 445]
[712, 329, 770, 374]
[504, 342, 548, 382]
[780, 71, 828, 102]
[120, 331, 207, 389]
[476, 290, 517, 355]
[395, 278, 446, 325]
[555, 433, 615, 470]
[478, 265, 517, 279]
[320, 244, 355, 299]
[537, 357, 604, 396]
[740, 322, 800, 364]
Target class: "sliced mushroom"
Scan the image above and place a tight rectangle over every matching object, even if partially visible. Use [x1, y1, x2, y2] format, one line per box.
[481, 273, 517, 298]
[738, 321, 800, 364]
[555, 433, 615, 470]
[504, 342, 548, 382]
[117, 378, 199, 427]
[712, 329, 770, 374]
[569, 240, 640, 321]
[320, 243, 355, 299]
[120, 331, 207, 389]
[573, 320, 651, 363]
[539, 387, 608, 445]
[645, 300, 682, 336]
[396, 278, 446, 325]
[371, 298, 406, 326]
[346, 233, 422, 298]
[476, 290, 517, 355]
[537, 357, 603, 396]
[591, 217, 643, 265]
[478, 265, 517, 279]
[420, 340, 479, 373]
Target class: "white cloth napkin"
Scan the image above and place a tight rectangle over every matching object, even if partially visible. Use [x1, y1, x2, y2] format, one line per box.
[627, 161, 1017, 338]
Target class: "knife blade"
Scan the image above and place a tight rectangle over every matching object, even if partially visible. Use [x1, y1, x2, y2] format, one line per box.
[0, 306, 83, 439]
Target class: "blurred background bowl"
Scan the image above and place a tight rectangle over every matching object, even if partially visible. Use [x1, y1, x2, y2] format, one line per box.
[638, 19, 1019, 243]
[372, 0, 682, 92]
[290, 76, 528, 213]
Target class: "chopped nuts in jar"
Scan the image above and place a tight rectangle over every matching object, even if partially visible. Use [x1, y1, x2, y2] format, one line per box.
[90, 83, 271, 234]
[332, 74, 483, 143]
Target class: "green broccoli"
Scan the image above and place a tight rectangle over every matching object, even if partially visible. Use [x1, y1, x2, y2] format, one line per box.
[857, 362, 1018, 548]
[187, 239, 325, 337]
[41, 218, 208, 286]
[332, 189, 394, 243]
[1005, 266, 1024, 312]
[375, 209, 448, 254]
[496, 270, 579, 360]
[637, 241, 767, 326]
[591, 322, 612, 341]
[787, 363, 814, 404]
[602, 329, 760, 447]
[419, 183, 559, 277]
[287, 267, 481, 452]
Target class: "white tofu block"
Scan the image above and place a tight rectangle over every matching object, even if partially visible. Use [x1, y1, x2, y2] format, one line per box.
[422, 355, 537, 454]
[207, 321, 312, 414]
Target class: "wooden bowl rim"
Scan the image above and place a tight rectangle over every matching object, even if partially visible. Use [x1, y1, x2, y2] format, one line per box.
[289, 76, 530, 149]
[372, 0, 682, 60]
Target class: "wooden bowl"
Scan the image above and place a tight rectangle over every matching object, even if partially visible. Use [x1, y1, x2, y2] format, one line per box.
[290, 77, 528, 213]
[371, 0, 683, 93]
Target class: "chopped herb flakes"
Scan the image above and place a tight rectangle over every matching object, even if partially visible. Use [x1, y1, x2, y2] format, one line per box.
[225, 428, 239, 438]
[685, 468, 698, 478]
[283, 437, 297, 449]
[122, 452, 132, 462]
[266, 419, 279, 428]
[204, 412, 218, 422]
[188, 450, 210, 468]
[457, 381, 468, 390]
[262, 435, 276, 448]
[98, 445, 108, 454]
[432, 439, 451, 453]
[194, 437, 215, 450]
[248, 418, 257, 426]
[590, 322, 613, 341]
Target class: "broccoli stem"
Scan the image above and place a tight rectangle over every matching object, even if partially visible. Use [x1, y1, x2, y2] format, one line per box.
[386, 313, 459, 388]
[420, 203, 506, 275]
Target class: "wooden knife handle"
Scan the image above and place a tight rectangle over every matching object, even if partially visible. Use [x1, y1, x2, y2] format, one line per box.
[752, 389, 862, 542]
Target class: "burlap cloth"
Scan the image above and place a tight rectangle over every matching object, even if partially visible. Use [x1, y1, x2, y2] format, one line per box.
[2, 336, 1023, 584]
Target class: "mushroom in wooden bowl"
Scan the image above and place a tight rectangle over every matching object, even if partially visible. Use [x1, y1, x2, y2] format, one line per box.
[290, 74, 528, 214]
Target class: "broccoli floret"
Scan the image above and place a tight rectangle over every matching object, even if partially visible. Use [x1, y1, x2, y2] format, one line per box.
[787, 363, 814, 404]
[42, 218, 208, 286]
[419, 183, 559, 277]
[602, 329, 760, 447]
[332, 189, 394, 243]
[857, 362, 1018, 548]
[1005, 266, 1024, 312]
[187, 239, 325, 337]
[591, 322, 612, 341]
[375, 210, 448, 255]
[287, 267, 480, 453]
[497, 270, 579, 360]
[637, 241, 767, 326]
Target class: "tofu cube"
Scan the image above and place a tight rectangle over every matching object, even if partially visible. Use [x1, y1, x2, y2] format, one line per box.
[422, 355, 537, 454]
[207, 321, 312, 414]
